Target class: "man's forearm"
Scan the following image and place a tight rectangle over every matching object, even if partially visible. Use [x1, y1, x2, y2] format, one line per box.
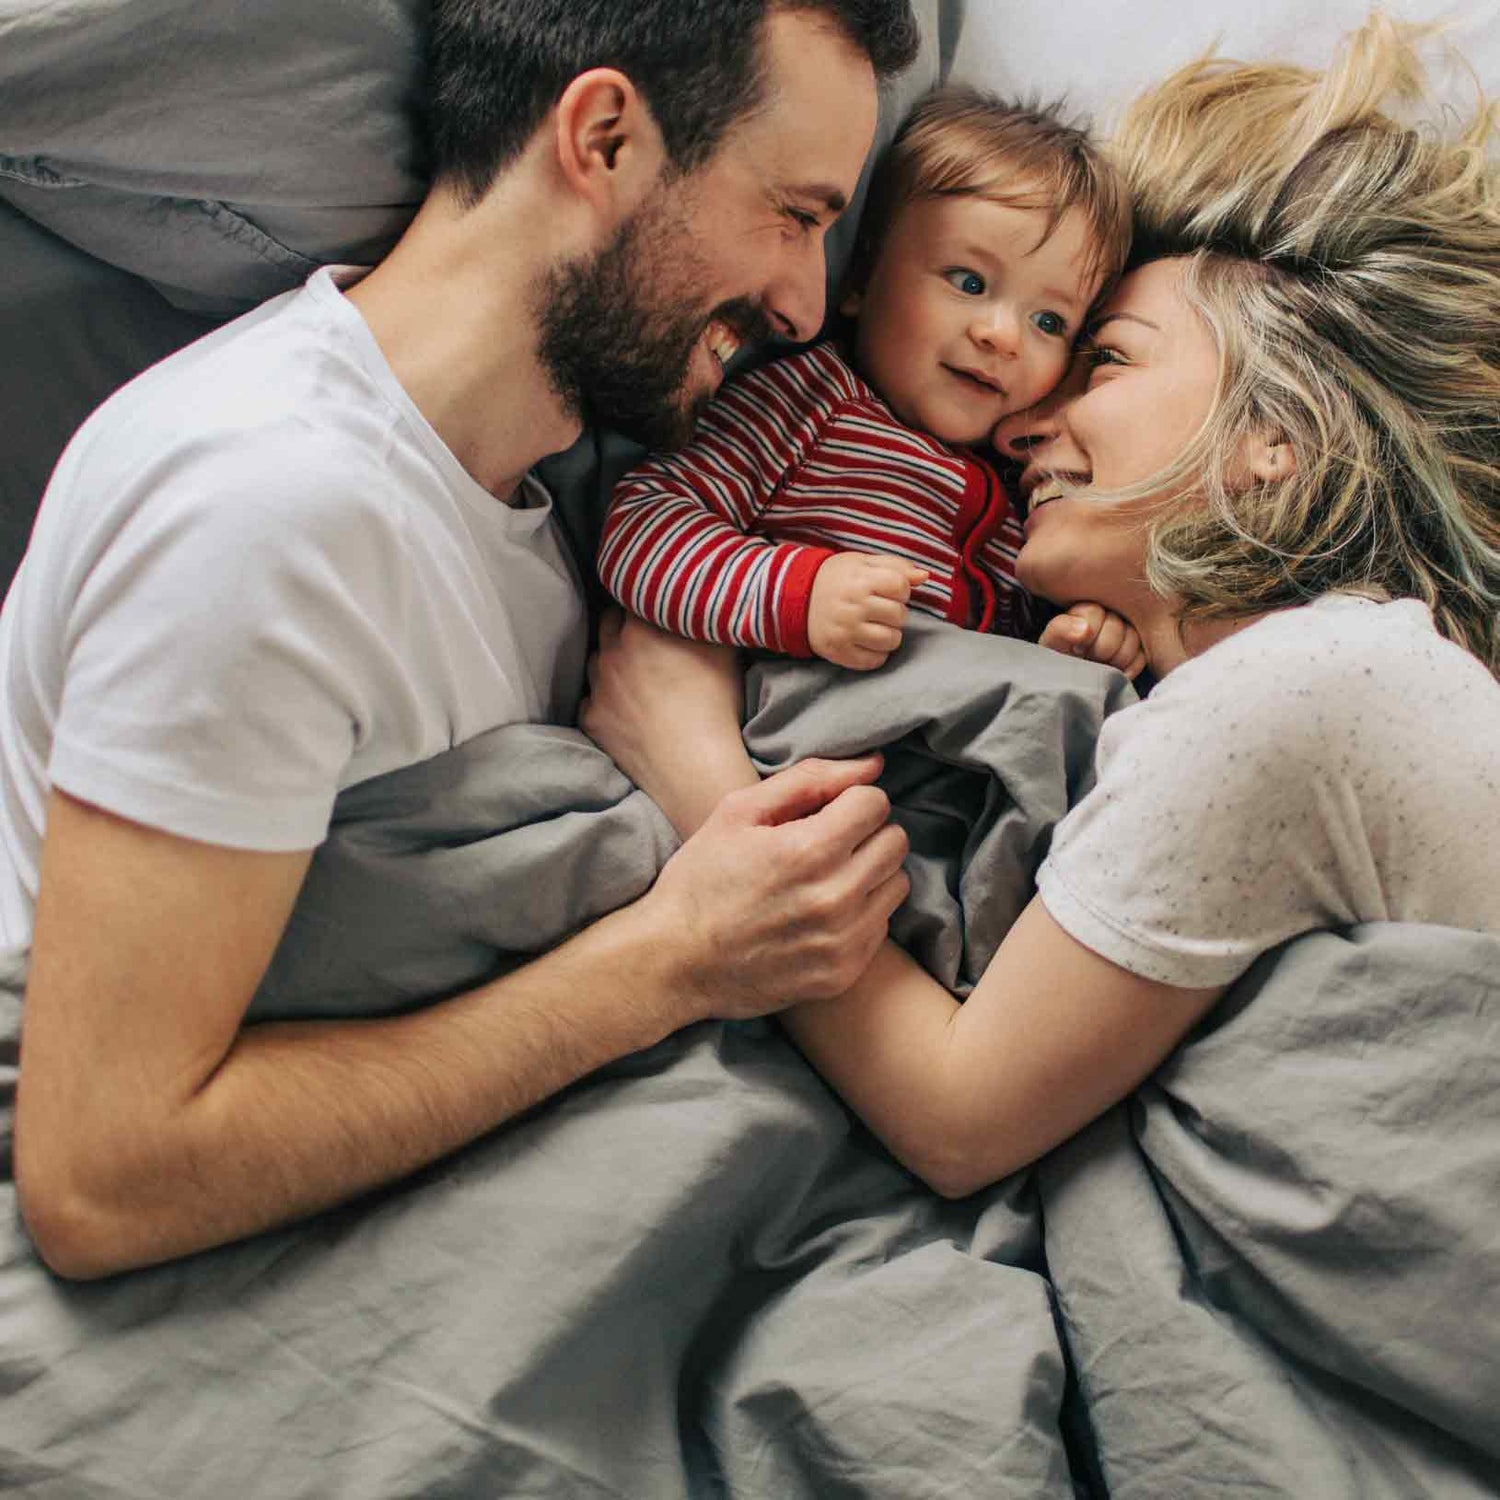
[22, 763, 910, 1280]
[32, 900, 690, 1278]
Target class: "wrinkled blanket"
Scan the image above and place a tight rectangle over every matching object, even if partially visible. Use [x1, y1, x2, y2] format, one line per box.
[2, 618, 1496, 1498]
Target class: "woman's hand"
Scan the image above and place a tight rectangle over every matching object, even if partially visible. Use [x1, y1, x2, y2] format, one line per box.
[579, 611, 759, 837]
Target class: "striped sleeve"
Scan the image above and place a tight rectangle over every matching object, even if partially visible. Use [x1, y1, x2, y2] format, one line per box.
[597, 347, 857, 655]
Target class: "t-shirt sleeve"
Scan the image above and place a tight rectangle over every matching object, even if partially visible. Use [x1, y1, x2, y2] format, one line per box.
[1036, 637, 1386, 988]
[49, 443, 411, 851]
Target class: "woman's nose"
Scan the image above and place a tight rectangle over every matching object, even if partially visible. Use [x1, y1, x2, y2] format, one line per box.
[993, 396, 1062, 462]
[991, 354, 1087, 460]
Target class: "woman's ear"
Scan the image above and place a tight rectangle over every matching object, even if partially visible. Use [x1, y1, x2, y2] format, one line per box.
[1247, 435, 1297, 483]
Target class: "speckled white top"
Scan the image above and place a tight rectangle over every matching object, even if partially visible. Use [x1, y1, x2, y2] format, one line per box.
[1037, 593, 1500, 989]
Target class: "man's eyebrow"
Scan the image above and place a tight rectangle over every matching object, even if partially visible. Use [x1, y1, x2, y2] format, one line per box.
[788, 183, 849, 216]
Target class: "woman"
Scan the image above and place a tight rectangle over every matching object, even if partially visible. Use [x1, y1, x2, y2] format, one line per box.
[582, 17, 1500, 1196]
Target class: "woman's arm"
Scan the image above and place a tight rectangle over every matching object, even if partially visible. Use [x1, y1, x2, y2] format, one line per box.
[583, 613, 1222, 1198]
[782, 903, 1221, 1197]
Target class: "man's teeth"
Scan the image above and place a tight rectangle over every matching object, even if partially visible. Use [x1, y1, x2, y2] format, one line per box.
[706, 324, 742, 366]
[1029, 481, 1068, 506]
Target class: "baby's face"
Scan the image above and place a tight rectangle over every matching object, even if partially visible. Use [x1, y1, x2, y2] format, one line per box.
[845, 194, 1099, 446]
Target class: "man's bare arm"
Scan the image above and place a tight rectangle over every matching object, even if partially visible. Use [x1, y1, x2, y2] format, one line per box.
[16, 766, 908, 1279]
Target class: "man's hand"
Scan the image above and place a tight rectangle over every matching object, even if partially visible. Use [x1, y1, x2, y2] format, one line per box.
[1039, 603, 1147, 679]
[643, 755, 910, 1020]
[807, 552, 928, 671]
[582, 613, 912, 1014]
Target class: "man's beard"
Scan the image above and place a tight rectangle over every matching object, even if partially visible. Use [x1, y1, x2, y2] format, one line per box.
[534, 191, 771, 452]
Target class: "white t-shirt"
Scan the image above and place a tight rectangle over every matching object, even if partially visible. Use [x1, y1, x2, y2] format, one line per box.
[1037, 594, 1500, 989]
[0, 267, 587, 955]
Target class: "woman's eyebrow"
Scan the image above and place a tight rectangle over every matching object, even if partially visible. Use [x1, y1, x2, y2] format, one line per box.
[1089, 312, 1161, 334]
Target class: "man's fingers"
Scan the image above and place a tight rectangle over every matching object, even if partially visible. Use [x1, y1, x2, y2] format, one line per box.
[870, 866, 912, 922]
[804, 780, 899, 854]
[844, 820, 911, 895]
[740, 755, 884, 827]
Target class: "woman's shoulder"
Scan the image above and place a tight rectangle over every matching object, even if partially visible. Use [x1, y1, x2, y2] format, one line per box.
[1141, 593, 1497, 783]
[1178, 595, 1486, 711]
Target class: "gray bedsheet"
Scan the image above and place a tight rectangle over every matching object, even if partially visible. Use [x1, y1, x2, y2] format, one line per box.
[2, 619, 1497, 1497]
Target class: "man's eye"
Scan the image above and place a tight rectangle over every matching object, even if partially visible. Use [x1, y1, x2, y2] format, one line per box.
[944, 269, 986, 296]
[1032, 310, 1068, 337]
[1086, 343, 1125, 367]
[787, 208, 819, 232]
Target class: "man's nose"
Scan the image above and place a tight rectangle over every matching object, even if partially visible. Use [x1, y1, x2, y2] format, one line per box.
[991, 354, 1086, 460]
[766, 243, 828, 344]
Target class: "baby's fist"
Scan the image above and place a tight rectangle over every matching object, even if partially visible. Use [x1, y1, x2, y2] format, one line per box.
[1040, 602, 1147, 679]
[807, 552, 928, 671]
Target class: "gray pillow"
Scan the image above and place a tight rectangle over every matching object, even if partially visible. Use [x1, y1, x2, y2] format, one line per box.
[0, 0, 428, 314]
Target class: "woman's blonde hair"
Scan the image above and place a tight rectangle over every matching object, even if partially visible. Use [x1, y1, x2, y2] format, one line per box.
[1107, 15, 1500, 671]
[847, 86, 1132, 300]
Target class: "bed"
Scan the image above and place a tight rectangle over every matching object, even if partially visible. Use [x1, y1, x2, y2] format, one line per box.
[2, 3, 1497, 1495]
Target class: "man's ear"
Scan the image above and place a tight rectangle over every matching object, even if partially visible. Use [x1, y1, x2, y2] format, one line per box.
[1246, 434, 1298, 484]
[552, 68, 665, 219]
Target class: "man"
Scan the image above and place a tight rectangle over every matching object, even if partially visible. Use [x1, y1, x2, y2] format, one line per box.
[2, 0, 920, 1278]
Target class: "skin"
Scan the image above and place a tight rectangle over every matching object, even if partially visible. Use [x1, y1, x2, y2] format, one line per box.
[996, 257, 1290, 671]
[808, 196, 1141, 676]
[15, 11, 903, 1280]
[847, 196, 1098, 446]
[583, 258, 1295, 1196]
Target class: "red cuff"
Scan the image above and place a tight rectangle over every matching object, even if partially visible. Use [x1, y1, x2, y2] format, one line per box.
[776, 545, 838, 656]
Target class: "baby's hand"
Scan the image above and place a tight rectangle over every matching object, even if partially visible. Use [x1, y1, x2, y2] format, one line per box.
[1040, 603, 1147, 679]
[807, 552, 928, 671]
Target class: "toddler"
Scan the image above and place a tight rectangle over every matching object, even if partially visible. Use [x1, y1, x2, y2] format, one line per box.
[599, 88, 1136, 672]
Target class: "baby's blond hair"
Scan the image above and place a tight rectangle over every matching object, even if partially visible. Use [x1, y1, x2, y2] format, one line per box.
[847, 86, 1132, 303]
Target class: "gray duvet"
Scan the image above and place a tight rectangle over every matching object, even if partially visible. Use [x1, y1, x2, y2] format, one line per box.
[2, 619, 1496, 1498]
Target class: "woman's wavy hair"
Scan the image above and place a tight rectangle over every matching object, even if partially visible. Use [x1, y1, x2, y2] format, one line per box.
[1107, 14, 1499, 671]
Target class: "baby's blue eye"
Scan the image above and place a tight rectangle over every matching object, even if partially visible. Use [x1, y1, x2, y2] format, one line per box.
[1031, 310, 1068, 337]
[945, 269, 986, 296]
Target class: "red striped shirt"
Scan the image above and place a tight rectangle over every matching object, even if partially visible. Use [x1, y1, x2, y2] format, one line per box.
[599, 342, 1027, 656]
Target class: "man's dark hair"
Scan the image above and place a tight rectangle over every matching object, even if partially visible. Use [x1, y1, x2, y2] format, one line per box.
[427, 0, 921, 204]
